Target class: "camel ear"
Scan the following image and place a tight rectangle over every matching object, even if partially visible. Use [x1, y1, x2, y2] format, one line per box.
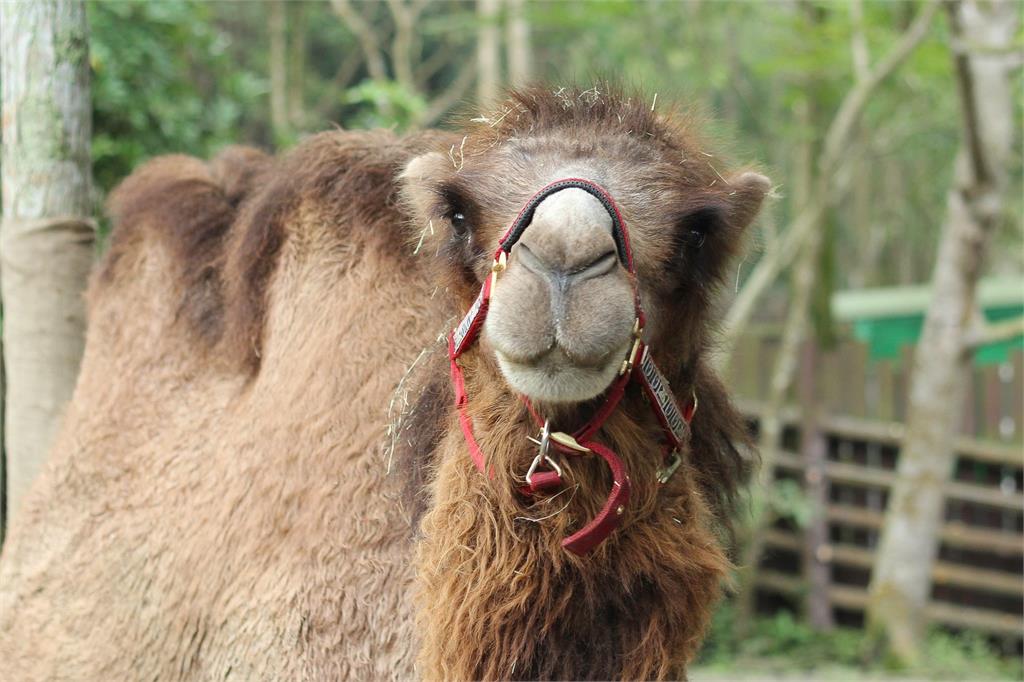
[727, 171, 772, 231]
[399, 152, 453, 221]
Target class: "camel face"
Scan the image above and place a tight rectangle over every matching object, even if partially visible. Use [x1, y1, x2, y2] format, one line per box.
[402, 118, 769, 407]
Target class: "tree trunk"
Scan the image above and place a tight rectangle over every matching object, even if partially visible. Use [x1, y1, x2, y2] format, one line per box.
[268, 0, 289, 143]
[506, 0, 531, 87]
[287, 0, 306, 131]
[0, 0, 95, 522]
[848, 0, 873, 289]
[387, 0, 419, 93]
[734, 77, 821, 630]
[476, 0, 501, 105]
[865, 0, 1017, 664]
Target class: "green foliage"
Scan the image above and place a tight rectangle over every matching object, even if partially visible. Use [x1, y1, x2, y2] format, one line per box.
[699, 604, 1023, 680]
[910, 629, 1024, 681]
[341, 80, 427, 131]
[768, 479, 812, 528]
[88, 1, 266, 193]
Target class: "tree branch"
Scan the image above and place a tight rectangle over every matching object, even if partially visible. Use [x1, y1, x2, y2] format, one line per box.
[820, 0, 939, 176]
[717, 0, 940, 368]
[947, 1, 990, 187]
[964, 317, 1024, 350]
[417, 60, 477, 128]
[416, 39, 458, 86]
[850, 0, 871, 81]
[386, 0, 426, 91]
[314, 49, 364, 118]
[331, 0, 388, 82]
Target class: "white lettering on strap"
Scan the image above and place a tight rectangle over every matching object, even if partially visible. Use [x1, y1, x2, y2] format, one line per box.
[452, 285, 487, 357]
[639, 346, 687, 447]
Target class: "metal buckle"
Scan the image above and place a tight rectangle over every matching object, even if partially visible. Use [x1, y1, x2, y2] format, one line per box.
[619, 319, 643, 376]
[549, 431, 590, 453]
[525, 419, 564, 485]
[656, 451, 682, 484]
[490, 251, 507, 286]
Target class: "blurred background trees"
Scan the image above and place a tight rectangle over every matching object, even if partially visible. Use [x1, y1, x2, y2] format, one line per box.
[1, 0, 1021, 677]
[81, 0, 1022, 281]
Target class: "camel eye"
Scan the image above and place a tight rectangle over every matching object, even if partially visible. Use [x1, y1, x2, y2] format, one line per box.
[678, 207, 720, 251]
[688, 228, 707, 249]
[451, 211, 469, 236]
[441, 185, 473, 238]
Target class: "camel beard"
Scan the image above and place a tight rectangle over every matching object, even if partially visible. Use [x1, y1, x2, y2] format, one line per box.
[414, 347, 730, 681]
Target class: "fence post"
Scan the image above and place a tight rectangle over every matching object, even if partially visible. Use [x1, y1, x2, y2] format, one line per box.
[799, 339, 833, 629]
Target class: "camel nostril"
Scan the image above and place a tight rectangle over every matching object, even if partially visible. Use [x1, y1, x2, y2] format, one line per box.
[568, 249, 617, 280]
[516, 243, 547, 277]
[516, 243, 618, 281]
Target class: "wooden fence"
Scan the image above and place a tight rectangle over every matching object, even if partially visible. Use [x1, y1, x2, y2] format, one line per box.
[729, 327, 1023, 646]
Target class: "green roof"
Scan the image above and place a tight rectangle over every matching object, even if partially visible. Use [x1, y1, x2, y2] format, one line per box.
[830, 278, 1024, 365]
[833, 278, 1024, 321]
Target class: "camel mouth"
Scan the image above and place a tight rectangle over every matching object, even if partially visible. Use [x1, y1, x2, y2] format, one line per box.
[493, 342, 629, 403]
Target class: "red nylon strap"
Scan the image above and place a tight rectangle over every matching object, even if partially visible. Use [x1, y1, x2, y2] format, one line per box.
[451, 269, 494, 359]
[449, 332, 489, 475]
[561, 441, 630, 555]
[520, 361, 632, 451]
[636, 345, 690, 451]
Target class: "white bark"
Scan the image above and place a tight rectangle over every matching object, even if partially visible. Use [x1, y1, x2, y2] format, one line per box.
[506, 0, 531, 87]
[866, 0, 1017, 663]
[1, 0, 96, 521]
[269, 0, 289, 141]
[476, 0, 501, 105]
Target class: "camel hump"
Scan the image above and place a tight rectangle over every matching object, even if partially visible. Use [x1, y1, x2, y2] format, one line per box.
[96, 146, 271, 346]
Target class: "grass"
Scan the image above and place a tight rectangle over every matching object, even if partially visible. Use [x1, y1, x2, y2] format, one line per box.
[694, 605, 1023, 681]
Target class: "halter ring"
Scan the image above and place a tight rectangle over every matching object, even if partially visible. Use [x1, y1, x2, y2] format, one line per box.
[525, 420, 564, 485]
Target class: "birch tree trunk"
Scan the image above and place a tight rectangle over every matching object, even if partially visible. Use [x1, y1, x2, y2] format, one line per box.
[0, 0, 95, 522]
[506, 0, 531, 87]
[476, 0, 501, 105]
[268, 0, 289, 143]
[865, 0, 1017, 664]
[287, 0, 306, 131]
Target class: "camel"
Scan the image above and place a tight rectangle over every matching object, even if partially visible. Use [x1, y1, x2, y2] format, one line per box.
[0, 86, 769, 681]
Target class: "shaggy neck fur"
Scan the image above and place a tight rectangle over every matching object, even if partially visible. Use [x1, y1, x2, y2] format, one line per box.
[413, 341, 730, 681]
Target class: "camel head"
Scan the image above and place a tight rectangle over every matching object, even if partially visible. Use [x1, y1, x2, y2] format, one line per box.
[401, 86, 770, 406]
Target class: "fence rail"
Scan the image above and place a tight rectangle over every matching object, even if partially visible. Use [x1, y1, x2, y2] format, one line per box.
[735, 347, 1023, 644]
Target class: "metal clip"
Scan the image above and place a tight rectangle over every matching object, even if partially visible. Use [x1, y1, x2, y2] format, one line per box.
[619, 319, 643, 376]
[525, 419, 564, 485]
[656, 451, 682, 484]
[490, 251, 508, 286]
[549, 431, 591, 453]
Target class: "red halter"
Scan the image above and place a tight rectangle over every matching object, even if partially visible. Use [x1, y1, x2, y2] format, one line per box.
[448, 178, 696, 555]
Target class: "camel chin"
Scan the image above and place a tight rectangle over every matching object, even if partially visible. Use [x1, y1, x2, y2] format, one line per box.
[494, 344, 627, 403]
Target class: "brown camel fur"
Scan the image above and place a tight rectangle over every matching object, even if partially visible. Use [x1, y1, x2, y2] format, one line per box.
[0, 86, 768, 681]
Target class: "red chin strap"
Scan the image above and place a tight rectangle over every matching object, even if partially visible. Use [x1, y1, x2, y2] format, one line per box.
[448, 178, 695, 556]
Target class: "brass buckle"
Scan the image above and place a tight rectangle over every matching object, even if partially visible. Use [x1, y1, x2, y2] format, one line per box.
[619, 319, 643, 376]
[490, 251, 507, 286]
